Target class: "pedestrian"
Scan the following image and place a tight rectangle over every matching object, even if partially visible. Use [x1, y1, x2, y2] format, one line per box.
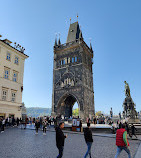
[115, 123, 131, 158]
[17, 117, 19, 126]
[1, 118, 5, 133]
[35, 120, 40, 134]
[56, 122, 67, 158]
[0, 118, 2, 132]
[119, 122, 122, 129]
[79, 120, 83, 132]
[131, 124, 137, 138]
[84, 123, 93, 158]
[42, 119, 47, 135]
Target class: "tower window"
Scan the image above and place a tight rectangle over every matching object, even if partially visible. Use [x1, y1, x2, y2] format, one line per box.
[75, 56, 77, 62]
[60, 60, 63, 65]
[63, 59, 65, 65]
[72, 57, 74, 63]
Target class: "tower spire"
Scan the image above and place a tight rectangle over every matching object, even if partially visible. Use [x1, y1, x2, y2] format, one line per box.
[54, 34, 57, 46]
[79, 25, 83, 40]
[90, 38, 93, 52]
[58, 33, 61, 45]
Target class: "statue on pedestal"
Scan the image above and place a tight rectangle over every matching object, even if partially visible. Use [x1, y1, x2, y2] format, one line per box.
[122, 81, 140, 123]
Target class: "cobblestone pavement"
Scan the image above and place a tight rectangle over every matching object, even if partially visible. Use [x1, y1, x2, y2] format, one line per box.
[0, 128, 140, 158]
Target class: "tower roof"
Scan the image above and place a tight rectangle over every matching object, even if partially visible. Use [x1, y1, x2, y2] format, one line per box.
[66, 22, 81, 43]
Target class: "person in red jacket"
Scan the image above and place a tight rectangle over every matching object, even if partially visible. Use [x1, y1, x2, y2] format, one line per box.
[115, 123, 131, 158]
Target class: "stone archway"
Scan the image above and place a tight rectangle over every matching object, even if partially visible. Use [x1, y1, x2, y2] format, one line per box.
[57, 93, 80, 118]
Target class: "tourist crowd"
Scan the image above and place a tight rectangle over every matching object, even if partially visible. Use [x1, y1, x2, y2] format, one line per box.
[0, 115, 138, 158]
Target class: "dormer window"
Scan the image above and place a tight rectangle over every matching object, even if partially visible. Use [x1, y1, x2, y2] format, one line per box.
[6, 52, 11, 61]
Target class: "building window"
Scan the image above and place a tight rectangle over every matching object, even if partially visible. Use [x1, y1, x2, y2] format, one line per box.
[6, 52, 11, 61]
[75, 56, 77, 62]
[72, 57, 74, 63]
[11, 91, 16, 102]
[14, 56, 19, 65]
[60, 60, 63, 65]
[4, 67, 10, 79]
[13, 71, 18, 82]
[68, 57, 70, 63]
[65, 58, 67, 64]
[63, 59, 65, 65]
[2, 89, 8, 101]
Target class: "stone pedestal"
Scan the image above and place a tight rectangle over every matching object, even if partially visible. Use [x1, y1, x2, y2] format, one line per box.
[128, 118, 140, 124]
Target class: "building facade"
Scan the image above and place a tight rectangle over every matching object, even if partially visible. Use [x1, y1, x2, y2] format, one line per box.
[52, 22, 95, 120]
[0, 38, 28, 119]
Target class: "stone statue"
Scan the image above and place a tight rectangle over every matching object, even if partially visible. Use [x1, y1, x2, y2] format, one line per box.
[122, 81, 139, 122]
[124, 81, 131, 97]
[110, 107, 113, 118]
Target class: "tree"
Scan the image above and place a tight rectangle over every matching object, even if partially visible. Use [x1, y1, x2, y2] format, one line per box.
[95, 111, 102, 117]
[73, 108, 79, 116]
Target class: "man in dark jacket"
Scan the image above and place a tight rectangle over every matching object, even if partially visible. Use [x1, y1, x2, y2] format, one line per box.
[84, 123, 93, 158]
[56, 122, 67, 158]
[131, 124, 137, 138]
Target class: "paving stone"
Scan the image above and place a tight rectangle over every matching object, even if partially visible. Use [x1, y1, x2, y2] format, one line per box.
[0, 128, 140, 158]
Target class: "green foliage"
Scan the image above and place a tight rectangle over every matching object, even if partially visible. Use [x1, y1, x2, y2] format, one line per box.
[95, 111, 102, 116]
[26, 107, 51, 118]
[73, 108, 79, 116]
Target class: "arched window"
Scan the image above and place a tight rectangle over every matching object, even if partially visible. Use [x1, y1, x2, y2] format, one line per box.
[75, 56, 77, 62]
[72, 57, 74, 63]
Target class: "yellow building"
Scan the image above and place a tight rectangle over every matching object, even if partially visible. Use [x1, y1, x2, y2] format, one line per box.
[0, 37, 28, 119]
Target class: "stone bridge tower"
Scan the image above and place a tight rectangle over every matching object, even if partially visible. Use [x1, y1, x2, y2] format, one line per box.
[52, 21, 95, 120]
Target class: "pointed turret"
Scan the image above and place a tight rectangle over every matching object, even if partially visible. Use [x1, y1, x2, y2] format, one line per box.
[67, 22, 81, 43]
[58, 34, 61, 46]
[79, 29, 83, 40]
[58, 37, 61, 45]
[90, 42, 93, 52]
[54, 36, 57, 46]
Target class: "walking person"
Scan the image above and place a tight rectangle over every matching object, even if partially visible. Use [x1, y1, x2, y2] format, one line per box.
[42, 119, 47, 135]
[131, 124, 137, 138]
[35, 120, 40, 134]
[1, 118, 5, 133]
[115, 123, 131, 158]
[0, 118, 2, 132]
[84, 123, 93, 158]
[56, 122, 67, 158]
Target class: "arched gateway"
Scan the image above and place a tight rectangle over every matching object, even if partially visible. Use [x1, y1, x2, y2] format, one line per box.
[52, 21, 95, 120]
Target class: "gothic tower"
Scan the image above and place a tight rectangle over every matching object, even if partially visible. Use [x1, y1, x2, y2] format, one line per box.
[52, 21, 95, 120]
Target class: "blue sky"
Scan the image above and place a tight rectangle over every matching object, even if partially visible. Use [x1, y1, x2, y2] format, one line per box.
[0, 0, 141, 115]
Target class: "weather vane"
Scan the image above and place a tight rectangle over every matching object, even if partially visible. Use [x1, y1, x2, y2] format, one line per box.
[76, 13, 78, 22]
[70, 17, 71, 24]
